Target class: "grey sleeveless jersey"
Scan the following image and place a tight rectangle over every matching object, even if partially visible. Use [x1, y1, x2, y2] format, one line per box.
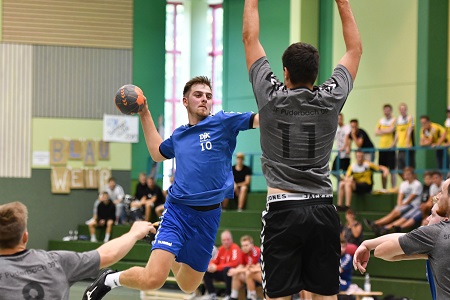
[249, 57, 353, 194]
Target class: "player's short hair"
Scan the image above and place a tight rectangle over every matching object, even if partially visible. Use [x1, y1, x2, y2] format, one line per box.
[383, 104, 392, 110]
[0, 202, 28, 249]
[108, 177, 116, 183]
[183, 76, 212, 98]
[282, 42, 319, 86]
[240, 235, 254, 244]
[349, 119, 358, 124]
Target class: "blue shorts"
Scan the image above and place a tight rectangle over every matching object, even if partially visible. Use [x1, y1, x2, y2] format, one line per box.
[402, 206, 422, 223]
[152, 201, 221, 272]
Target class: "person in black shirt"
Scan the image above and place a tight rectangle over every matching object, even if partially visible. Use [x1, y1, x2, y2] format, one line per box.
[135, 172, 150, 201]
[88, 192, 116, 243]
[223, 152, 252, 211]
[346, 119, 375, 161]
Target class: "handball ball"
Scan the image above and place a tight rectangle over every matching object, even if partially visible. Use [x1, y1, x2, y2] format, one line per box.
[114, 84, 145, 115]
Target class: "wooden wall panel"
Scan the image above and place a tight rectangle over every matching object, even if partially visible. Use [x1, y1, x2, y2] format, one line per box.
[0, 44, 32, 178]
[2, 0, 133, 49]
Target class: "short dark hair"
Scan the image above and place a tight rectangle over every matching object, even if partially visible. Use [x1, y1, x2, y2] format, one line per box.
[182, 76, 212, 98]
[350, 119, 359, 124]
[383, 104, 392, 110]
[420, 115, 430, 122]
[0, 202, 28, 249]
[282, 42, 319, 85]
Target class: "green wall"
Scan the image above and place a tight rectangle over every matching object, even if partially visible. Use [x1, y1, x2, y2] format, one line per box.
[132, 0, 166, 179]
[223, 0, 290, 191]
[0, 169, 130, 250]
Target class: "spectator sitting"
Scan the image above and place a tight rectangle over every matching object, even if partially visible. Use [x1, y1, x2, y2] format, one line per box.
[227, 235, 261, 300]
[364, 167, 423, 236]
[88, 192, 116, 243]
[420, 171, 443, 224]
[135, 172, 150, 202]
[339, 238, 353, 293]
[341, 208, 363, 256]
[336, 149, 389, 211]
[202, 230, 242, 300]
[223, 153, 252, 212]
[104, 177, 125, 225]
[142, 176, 165, 222]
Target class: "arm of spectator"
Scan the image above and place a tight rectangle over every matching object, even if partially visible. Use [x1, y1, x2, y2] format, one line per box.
[353, 133, 364, 148]
[227, 265, 246, 276]
[420, 131, 432, 146]
[345, 134, 351, 155]
[434, 128, 446, 147]
[215, 247, 241, 271]
[97, 221, 155, 268]
[378, 165, 389, 179]
[238, 174, 252, 187]
[396, 192, 404, 207]
[350, 222, 363, 239]
[402, 194, 420, 205]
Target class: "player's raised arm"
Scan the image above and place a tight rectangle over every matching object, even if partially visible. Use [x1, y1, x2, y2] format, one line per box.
[336, 0, 362, 81]
[242, 0, 266, 72]
[138, 98, 165, 162]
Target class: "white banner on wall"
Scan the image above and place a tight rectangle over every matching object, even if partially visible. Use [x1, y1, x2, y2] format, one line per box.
[103, 114, 139, 143]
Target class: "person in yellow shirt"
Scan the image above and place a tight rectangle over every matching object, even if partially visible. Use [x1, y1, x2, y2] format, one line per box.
[443, 107, 450, 146]
[337, 149, 389, 211]
[393, 103, 415, 179]
[420, 115, 446, 169]
[375, 104, 396, 190]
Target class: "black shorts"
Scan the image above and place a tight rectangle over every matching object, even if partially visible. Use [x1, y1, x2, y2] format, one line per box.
[379, 150, 396, 169]
[397, 150, 415, 170]
[354, 182, 372, 194]
[332, 157, 350, 172]
[261, 197, 340, 298]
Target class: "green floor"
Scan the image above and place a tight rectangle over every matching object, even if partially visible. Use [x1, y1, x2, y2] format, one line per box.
[69, 281, 141, 300]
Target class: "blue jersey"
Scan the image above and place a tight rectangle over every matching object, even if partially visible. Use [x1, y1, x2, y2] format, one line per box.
[160, 110, 255, 206]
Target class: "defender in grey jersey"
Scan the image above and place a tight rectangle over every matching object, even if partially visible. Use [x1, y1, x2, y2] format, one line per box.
[243, 0, 362, 299]
[0, 201, 154, 300]
[353, 178, 450, 300]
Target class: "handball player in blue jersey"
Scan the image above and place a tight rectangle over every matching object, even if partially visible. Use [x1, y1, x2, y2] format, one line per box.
[83, 76, 259, 300]
[243, 0, 361, 299]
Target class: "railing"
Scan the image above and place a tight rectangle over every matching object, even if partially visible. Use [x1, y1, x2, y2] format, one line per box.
[148, 145, 449, 191]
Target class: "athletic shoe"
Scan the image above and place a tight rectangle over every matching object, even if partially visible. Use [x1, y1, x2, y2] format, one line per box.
[82, 269, 116, 300]
[363, 218, 375, 230]
[393, 225, 402, 233]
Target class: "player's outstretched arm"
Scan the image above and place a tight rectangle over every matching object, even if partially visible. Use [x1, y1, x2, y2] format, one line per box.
[242, 0, 266, 72]
[353, 233, 405, 273]
[138, 98, 166, 162]
[97, 221, 155, 268]
[336, 0, 362, 81]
